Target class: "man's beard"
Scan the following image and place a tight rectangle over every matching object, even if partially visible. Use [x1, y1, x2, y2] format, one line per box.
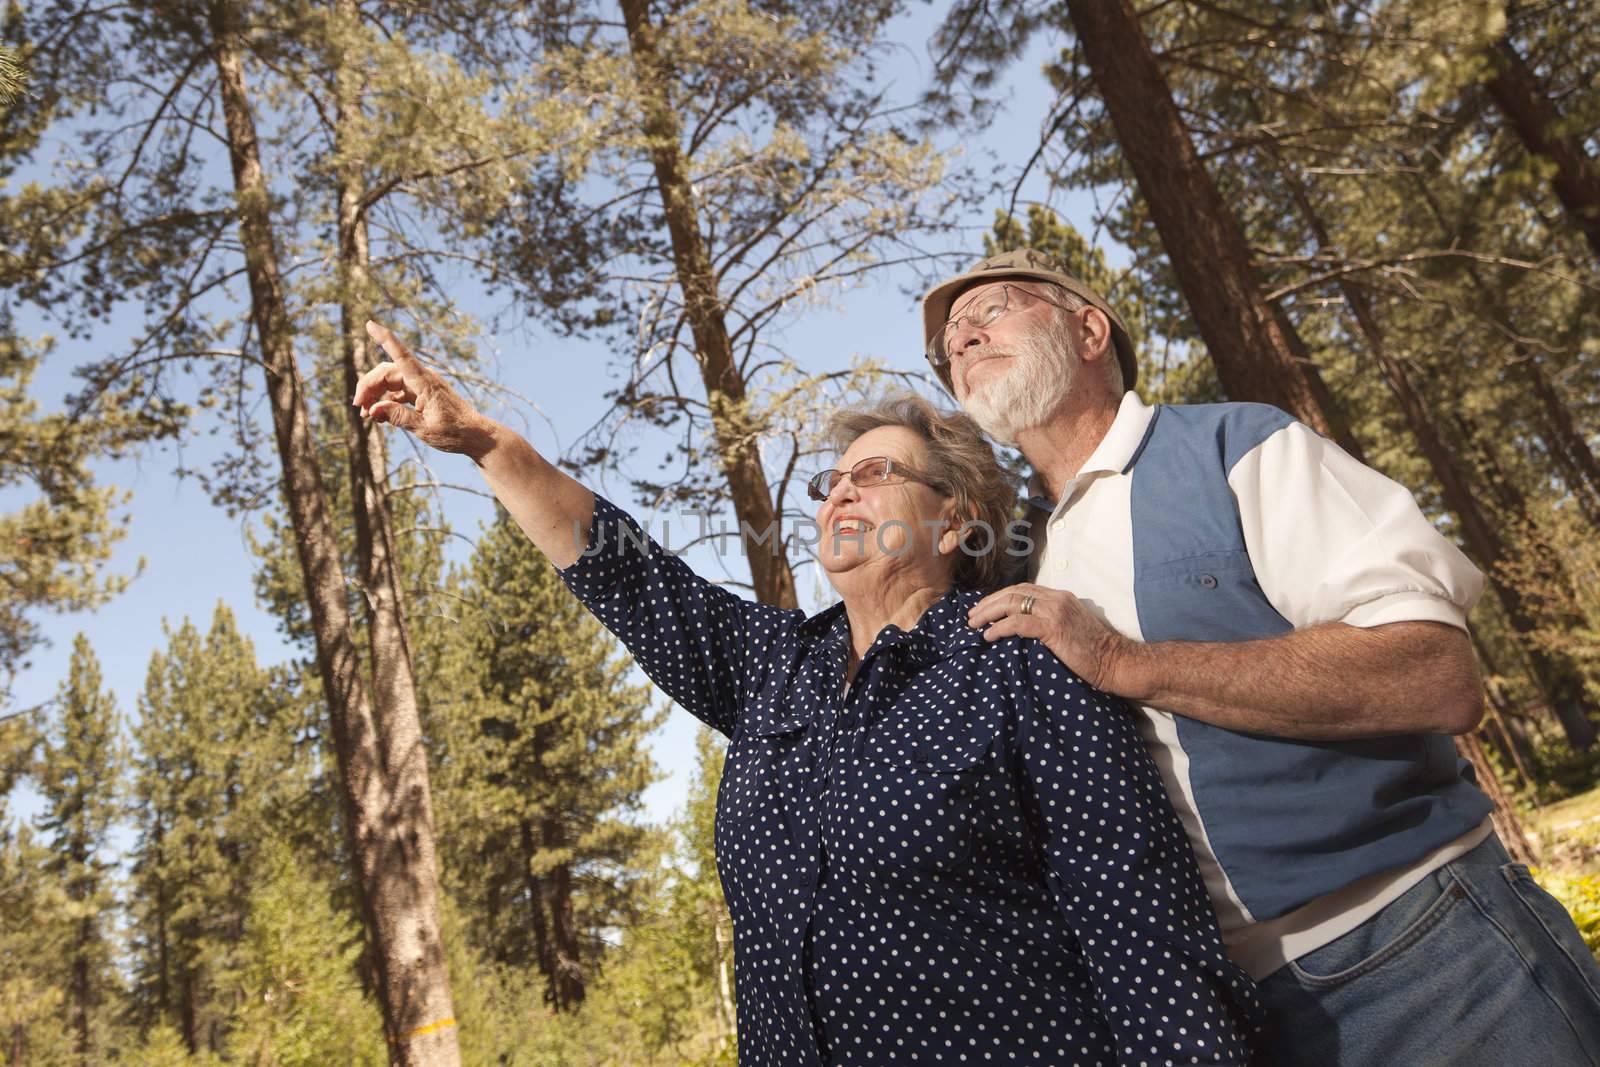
[957, 316, 1076, 446]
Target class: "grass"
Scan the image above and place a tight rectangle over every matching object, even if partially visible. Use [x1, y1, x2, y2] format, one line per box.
[1525, 783, 1600, 960]
[1527, 784, 1600, 867]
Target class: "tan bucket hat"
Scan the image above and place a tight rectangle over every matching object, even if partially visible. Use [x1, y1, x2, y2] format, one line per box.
[921, 247, 1137, 394]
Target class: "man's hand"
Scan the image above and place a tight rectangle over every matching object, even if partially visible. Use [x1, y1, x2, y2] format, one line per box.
[353, 320, 496, 459]
[968, 583, 1148, 698]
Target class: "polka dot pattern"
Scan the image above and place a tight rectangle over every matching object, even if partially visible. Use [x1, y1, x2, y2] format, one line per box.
[561, 498, 1264, 1065]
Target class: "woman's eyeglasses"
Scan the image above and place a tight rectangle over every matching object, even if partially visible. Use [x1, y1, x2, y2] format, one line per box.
[806, 456, 945, 502]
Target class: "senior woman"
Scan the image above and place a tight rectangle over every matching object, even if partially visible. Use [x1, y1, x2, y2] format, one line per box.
[354, 321, 1262, 1066]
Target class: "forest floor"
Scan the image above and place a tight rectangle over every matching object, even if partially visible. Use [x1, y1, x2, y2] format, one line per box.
[1526, 784, 1600, 961]
[1530, 784, 1600, 871]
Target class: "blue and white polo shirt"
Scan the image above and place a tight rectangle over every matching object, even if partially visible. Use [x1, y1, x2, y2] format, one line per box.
[1027, 390, 1493, 979]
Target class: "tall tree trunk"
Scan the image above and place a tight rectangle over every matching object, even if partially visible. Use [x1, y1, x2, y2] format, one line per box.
[1520, 360, 1600, 532]
[619, 0, 799, 608]
[1060, 0, 1363, 460]
[1484, 33, 1600, 263]
[152, 826, 170, 1024]
[1456, 729, 1539, 865]
[518, 819, 554, 996]
[542, 815, 584, 1010]
[1455, 410, 1597, 750]
[1404, 163, 1600, 534]
[180, 970, 197, 1055]
[331, 1, 461, 1052]
[72, 914, 90, 1063]
[208, 5, 459, 1062]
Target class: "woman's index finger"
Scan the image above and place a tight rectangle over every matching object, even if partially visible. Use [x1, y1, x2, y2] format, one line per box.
[366, 319, 426, 375]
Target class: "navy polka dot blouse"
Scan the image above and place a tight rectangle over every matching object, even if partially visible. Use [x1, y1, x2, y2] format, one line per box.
[559, 497, 1264, 1066]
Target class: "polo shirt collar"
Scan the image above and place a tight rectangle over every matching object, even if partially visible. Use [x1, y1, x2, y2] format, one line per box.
[1026, 390, 1159, 510]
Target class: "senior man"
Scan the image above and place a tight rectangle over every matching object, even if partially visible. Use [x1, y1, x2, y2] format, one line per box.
[926, 248, 1600, 1066]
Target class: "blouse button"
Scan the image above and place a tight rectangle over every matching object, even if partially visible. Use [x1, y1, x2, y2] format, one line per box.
[1199, 574, 1218, 589]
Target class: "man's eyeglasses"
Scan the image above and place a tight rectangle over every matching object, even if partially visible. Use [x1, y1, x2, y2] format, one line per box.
[927, 283, 1074, 367]
[806, 456, 946, 502]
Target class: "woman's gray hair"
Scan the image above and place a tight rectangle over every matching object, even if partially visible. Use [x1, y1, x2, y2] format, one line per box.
[825, 392, 1019, 590]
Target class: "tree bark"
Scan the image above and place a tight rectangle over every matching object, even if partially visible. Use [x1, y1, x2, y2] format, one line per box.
[542, 815, 584, 1010]
[1456, 730, 1539, 865]
[1403, 163, 1600, 535]
[1454, 410, 1597, 750]
[208, 4, 459, 1062]
[619, 0, 799, 608]
[1061, 0, 1363, 460]
[518, 819, 554, 997]
[1484, 33, 1600, 263]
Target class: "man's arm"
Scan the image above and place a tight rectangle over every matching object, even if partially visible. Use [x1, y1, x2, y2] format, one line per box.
[1124, 618, 1483, 737]
[971, 586, 1481, 738]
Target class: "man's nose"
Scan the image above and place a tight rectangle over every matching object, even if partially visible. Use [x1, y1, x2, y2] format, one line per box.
[947, 322, 990, 359]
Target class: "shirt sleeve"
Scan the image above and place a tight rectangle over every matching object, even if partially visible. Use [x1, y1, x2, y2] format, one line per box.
[1228, 422, 1483, 631]
[555, 495, 800, 737]
[1012, 641, 1264, 1066]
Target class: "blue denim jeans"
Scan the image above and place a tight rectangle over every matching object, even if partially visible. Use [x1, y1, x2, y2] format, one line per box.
[1257, 834, 1600, 1066]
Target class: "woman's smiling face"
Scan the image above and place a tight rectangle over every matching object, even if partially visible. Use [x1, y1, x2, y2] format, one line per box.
[814, 425, 958, 591]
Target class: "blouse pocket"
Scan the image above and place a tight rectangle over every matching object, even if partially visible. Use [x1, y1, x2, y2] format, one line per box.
[717, 709, 817, 905]
[831, 718, 998, 876]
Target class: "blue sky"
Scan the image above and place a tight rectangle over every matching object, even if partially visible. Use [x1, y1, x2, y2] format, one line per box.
[6, 9, 1101, 831]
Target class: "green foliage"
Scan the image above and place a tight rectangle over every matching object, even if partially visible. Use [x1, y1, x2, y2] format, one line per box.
[441, 727, 734, 1066]
[30, 634, 126, 1060]
[0, 826, 74, 1066]
[0, 332, 183, 706]
[223, 841, 387, 1067]
[1532, 868, 1600, 961]
[126, 605, 303, 1053]
[118, 1025, 224, 1067]
[430, 508, 665, 1008]
[0, 42, 23, 110]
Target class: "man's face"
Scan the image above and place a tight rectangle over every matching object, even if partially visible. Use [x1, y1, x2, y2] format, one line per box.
[944, 282, 1078, 444]
[944, 282, 1063, 400]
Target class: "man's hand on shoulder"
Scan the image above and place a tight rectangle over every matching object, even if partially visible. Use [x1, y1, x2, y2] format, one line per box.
[972, 585, 1485, 739]
[968, 583, 1152, 699]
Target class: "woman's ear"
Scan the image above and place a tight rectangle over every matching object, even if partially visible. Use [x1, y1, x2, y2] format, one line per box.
[937, 501, 968, 557]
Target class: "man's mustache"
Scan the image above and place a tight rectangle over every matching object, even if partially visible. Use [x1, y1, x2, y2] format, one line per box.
[959, 345, 1026, 390]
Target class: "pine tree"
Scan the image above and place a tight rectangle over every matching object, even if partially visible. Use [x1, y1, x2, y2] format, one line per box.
[223, 840, 387, 1067]
[0, 44, 24, 110]
[0, 328, 182, 709]
[492, 0, 968, 608]
[0, 825, 74, 1067]
[431, 508, 664, 1012]
[126, 604, 297, 1056]
[32, 635, 125, 1063]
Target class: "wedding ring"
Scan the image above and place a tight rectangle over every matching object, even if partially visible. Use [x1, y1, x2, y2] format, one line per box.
[1019, 594, 1036, 616]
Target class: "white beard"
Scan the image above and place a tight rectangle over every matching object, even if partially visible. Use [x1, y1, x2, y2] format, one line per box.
[957, 317, 1076, 445]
